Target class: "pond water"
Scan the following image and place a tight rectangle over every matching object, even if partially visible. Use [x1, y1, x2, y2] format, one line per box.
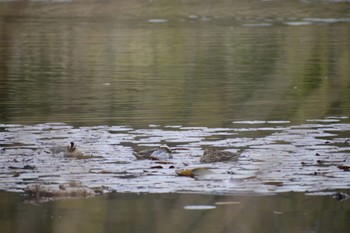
[1, 191, 350, 233]
[0, 1, 349, 127]
[0, 0, 350, 232]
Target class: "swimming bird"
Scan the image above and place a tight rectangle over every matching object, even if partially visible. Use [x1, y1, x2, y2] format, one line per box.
[64, 142, 85, 158]
[200, 147, 241, 163]
[133, 145, 173, 160]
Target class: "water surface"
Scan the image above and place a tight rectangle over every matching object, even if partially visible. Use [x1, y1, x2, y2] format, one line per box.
[0, 118, 349, 195]
[1, 191, 349, 233]
[0, 1, 349, 127]
[0, 0, 350, 232]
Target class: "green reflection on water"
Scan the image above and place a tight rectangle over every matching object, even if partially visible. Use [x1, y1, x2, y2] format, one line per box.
[0, 1, 349, 128]
[0, 191, 349, 233]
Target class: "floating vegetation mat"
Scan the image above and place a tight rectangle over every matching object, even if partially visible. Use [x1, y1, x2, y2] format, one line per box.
[0, 117, 349, 199]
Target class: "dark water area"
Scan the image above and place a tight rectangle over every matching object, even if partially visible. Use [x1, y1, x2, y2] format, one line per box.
[1, 191, 350, 233]
[0, 0, 350, 232]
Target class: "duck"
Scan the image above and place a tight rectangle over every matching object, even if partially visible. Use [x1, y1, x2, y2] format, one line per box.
[133, 145, 173, 160]
[64, 142, 85, 158]
[200, 147, 241, 163]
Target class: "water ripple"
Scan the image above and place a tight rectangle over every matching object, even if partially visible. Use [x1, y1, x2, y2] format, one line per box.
[0, 117, 349, 196]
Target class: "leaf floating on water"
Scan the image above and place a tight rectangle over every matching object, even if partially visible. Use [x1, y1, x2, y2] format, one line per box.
[184, 205, 216, 210]
[176, 167, 212, 177]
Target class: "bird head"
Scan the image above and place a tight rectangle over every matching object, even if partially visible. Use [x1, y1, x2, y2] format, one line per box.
[67, 142, 76, 151]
